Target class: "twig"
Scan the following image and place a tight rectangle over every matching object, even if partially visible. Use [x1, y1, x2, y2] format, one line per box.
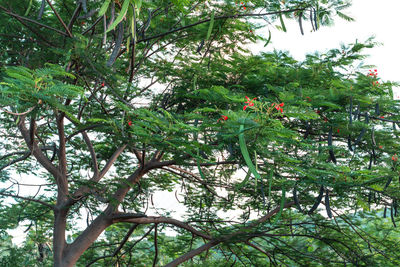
[45, 0, 73, 37]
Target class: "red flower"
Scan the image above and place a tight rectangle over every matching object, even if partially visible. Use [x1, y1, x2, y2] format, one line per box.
[243, 96, 256, 111]
[243, 6, 246, 9]
[128, 121, 132, 126]
[380, 116, 384, 119]
[306, 96, 311, 102]
[218, 115, 228, 122]
[392, 154, 398, 161]
[280, 108, 283, 113]
[101, 82, 105, 87]
[279, 103, 284, 107]
[379, 145, 383, 149]
[337, 129, 340, 133]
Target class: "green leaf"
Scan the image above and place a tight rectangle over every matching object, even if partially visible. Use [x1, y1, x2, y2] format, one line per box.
[206, 10, 215, 41]
[99, 0, 111, 16]
[106, 0, 130, 33]
[275, 187, 286, 222]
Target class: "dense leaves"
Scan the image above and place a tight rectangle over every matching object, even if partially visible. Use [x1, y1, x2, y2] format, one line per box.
[0, 0, 400, 266]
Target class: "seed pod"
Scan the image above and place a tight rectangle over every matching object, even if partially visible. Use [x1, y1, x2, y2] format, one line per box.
[78, 9, 97, 19]
[304, 121, 311, 139]
[196, 39, 205, 54]
[328, 127, 336, 164]
[368, 153, 373, 170]
[349, 96, 353, 125]
[394, 122, 396, 130]
[325, 190, 332, 218]
[309, 8, 315, 31]
[375, 103, 380, 115]
[391, 202, 397, 227]
[38, 0, 46, 20]
[384, 177, 393, 190]
[395, 200, 398, 217]
[365, 112, 369, 124]
[354, 128, 366, 147]
[293, 185, 303, 213]
[298, 12, 304, 35]
[143, 9, 152, 32]
[80, 0, 88, 13]
[313, 8, 318, 30]
[384, 206, 387, 218]
[106, 22, 124, 67]
[308, 185, 324, 214]
[347, 135, 353, 151]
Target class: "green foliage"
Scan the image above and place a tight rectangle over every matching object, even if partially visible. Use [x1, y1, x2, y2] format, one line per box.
[0, 0, 399, 266]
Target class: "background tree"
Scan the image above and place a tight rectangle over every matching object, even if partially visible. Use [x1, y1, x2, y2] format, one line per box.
[1, 0, 400, 266]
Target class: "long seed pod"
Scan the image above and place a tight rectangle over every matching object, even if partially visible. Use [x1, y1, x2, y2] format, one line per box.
[80, 0, 88, 13]
[275, 187, 286, 222]
[304, 121, 311, 139]
[384, 206, 387, 218]
[384, 177, 393, 190]
[309, 8, 315, 31]
[293, 185, 303, 213]
[325, 190, 332, 218]
[347, 136, 353, 151]
[78, 9, 98, 20]
[260, 181, 266, 207]
[354, 128, 366, 147]
[328, 127, 336, 164]
[349, 96, 353, 125]
[313, 8, 318, 30]
[143, 9, 152, 32]
[279, 12, 287, 32]
[308, 185, 324, 214]
[375, 103, 380, 115]
[106, 22, 124, 67]
[394, 122, 397, 130]
[395, 200, 398, 217]
[298, 12, 304, 35]
[371, 127, 377, 164]
[368, 153, 373, 170]
[196, 39, 204, 54]
[38, 0, 46, 20]
[391, 202, 397, 227]
[365, 112, 369, 124]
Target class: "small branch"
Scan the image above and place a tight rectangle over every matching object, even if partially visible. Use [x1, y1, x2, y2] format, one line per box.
[45, 0, 73, 37]
[113, 215, 212, 240]
[81, 132, 99, 179]
[0, 5, 69, 37]
[0, 191, 54, 209]
[0, 106, 36, 116]
[112, 224, 138, 257]
[0, 151, 30, 172]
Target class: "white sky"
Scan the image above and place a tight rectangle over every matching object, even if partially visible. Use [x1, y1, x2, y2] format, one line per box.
[253, 0, 400, 83]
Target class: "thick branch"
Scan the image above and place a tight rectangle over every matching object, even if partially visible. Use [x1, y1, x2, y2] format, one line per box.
[17, 116, 63, 183]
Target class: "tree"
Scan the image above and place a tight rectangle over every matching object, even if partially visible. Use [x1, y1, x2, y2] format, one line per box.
[1, 0, 400, 266]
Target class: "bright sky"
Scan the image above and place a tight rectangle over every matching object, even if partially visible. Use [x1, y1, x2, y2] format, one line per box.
[253, 0, 400, 83]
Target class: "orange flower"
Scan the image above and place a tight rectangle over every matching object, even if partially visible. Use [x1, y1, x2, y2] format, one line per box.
[379, 145, 383, 149]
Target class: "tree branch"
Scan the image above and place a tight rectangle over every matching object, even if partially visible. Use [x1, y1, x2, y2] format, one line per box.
[0, 191, 54, 209]
[45, 0, 73, 37]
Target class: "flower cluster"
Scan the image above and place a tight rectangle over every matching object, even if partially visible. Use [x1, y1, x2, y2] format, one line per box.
[274, 102, 284, 113]
[218, 115, 228, 122]
[367, 69, 378, 78]
[243, 96, 256, 111]
[392, 154, 398, 162]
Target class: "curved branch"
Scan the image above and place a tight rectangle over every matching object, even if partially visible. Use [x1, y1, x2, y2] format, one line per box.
[0, 191, 54, 209]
